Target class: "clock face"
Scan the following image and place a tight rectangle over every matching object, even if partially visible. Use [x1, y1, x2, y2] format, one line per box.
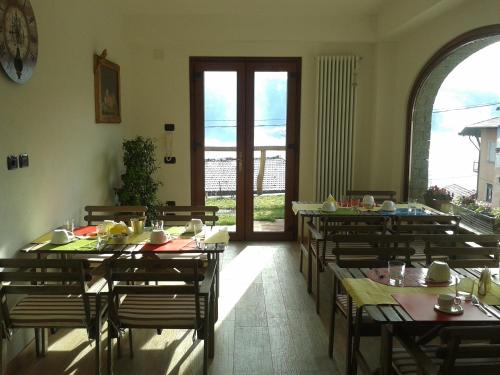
[0, 0, 38, 84]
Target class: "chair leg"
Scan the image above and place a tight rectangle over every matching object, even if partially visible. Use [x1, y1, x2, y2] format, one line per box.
[346, 296, 353, 375]
[203, 335, 208, 375]
[34, 329, 41, 357]
[351, 308, 363, 375]
[307, 244, 313, 294]
[329, 277, 338, 358]
[315, 255, 321, 314]
[128, 329, 134, 358]
[117, 333, 122, 358]
[209, 295, 215, 359]
[0, 339, 6, 375]
[95, 325, 101, 375]
[107, 322, 114, 375]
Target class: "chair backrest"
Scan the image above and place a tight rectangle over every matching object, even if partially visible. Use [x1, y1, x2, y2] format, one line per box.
[156, 205, 219, 227]
[346, 190, 397, 203]
[84, 205, 147, 225]
[328, 234, 416, 267]
[423, 234, 500, 267]
[105, 258, 204, 329]
[321, 215, 389, 237]
[393, 215, 461, 234]
[0, 259, 92, 328]
[438, 325, 500, 375]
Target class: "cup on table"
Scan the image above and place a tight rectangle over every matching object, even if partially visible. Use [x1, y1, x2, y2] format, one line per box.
[185, 218, 203, 233]
[51, 229, 75, 244]
[455, 276, 475, 301]
[388, 260, 405, 286]
[437, 293, 461, 311]
[150, 229, 169, 244]
[131, 218, 145, 235]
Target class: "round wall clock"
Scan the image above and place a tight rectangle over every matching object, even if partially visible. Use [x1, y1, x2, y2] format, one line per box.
[0, 0, 38, 84]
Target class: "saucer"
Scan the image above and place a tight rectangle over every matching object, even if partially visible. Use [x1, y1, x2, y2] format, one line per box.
[434, 304, 463, 315]
[150, 238, 171, 245]
[423, 277, 455, 286]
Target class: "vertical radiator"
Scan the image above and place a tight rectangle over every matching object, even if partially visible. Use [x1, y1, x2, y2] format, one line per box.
[314, 56, 359, 201]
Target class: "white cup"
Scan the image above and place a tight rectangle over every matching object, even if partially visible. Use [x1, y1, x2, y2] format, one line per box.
[437, 294, 461, 311]
[426, 261, 451, 283]
[381, 200, 396, 211]
[51, 229, 75, 244]
[185, 218, 203, 233]
[150, 229, 168, 244]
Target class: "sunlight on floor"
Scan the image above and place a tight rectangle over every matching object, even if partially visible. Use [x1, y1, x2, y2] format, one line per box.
[217, 245, 275, 322]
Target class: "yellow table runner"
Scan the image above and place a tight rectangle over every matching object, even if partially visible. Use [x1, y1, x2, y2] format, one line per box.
[342, 278, 500, 307]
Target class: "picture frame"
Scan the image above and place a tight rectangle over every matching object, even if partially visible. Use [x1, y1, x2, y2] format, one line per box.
[94, 54, 121, 123]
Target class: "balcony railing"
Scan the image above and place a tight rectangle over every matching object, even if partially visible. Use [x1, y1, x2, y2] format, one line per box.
[204, 146, 286, 196]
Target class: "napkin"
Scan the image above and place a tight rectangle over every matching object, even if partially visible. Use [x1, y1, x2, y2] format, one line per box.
[204, 227, 230, 244]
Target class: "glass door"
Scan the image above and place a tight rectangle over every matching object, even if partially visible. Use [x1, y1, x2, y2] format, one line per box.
[190, 58, 300, 240]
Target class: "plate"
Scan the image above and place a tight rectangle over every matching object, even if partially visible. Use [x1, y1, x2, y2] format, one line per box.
[434, 304, 463, 315]
[50, 239, 73, 245]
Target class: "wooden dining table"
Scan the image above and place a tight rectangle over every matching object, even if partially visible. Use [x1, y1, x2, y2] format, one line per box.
[330, 263, 500, 375]
[19, 225, 227, 322]
[291, 201, 437, 272]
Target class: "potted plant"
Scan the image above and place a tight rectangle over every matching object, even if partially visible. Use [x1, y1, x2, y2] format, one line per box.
[423, 185, 453, 213]
[115, 136, 162, 223]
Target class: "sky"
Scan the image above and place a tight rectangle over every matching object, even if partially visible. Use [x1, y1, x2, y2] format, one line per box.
[204, 71, 287, 153]
[429, 41, 500, 191]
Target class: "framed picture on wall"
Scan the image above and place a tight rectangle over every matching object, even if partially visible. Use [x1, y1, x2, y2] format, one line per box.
[94, 53, 121, 123]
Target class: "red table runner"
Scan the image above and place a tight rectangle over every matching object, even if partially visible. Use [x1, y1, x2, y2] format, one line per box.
[74, 226, 97, 236]
[141, 239, 196, 252]
[393, 293, 499, 321]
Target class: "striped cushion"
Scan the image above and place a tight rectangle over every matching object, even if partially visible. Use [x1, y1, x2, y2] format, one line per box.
[117, 294, 205, 328]
[10, 295, 101, 328]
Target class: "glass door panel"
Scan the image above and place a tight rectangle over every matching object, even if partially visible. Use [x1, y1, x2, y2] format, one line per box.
[203, 71, 238, 232]
[253, 72, 288, 232]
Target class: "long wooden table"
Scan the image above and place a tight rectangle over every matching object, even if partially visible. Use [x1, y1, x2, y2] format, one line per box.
[330, 263, 500, 375]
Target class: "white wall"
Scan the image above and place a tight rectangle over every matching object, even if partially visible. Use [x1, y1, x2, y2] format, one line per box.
[123, 11, 377, 204]
[0, 0, 131, 359]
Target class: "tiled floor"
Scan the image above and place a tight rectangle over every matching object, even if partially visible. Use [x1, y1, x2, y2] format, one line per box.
[7, 242, 369, 374]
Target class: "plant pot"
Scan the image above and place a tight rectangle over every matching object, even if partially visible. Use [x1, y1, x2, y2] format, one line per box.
[426, 198, 452, 213]
[451, 203, 499, 233]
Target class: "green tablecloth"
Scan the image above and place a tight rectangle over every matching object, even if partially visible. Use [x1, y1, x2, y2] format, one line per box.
[342, 277, 500, 307]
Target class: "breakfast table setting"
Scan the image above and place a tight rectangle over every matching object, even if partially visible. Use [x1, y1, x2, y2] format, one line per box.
[331, 260, 500, 375]
[20, 218, 229, 256]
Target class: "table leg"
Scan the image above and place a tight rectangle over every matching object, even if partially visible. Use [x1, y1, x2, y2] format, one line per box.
[380, 324, 393, 375]
[299, 213, 304, 272]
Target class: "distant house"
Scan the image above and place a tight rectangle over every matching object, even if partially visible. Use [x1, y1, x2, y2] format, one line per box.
[459, 116, 500, 205]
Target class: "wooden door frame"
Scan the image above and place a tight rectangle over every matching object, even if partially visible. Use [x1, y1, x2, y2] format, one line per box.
[189, 57, 301, 241]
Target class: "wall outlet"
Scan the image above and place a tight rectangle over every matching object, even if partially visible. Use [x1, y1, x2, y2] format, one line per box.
[7, 155, 18, 170]
[19, 153, 29, 168]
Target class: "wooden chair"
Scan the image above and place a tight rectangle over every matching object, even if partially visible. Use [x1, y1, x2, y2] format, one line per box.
[156, 205, 219, 228]
[308, 215, 389, 313]
[392, 215, 461, 260]
[393, 325, 500, 375]
[327, 235, 415, 373]
[346, 190, 397, 203]
[84, 205, 147, 225]
[423, 233, 500, 268]
[105, 258, 215, 375]
[0, 259, 106, 374]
